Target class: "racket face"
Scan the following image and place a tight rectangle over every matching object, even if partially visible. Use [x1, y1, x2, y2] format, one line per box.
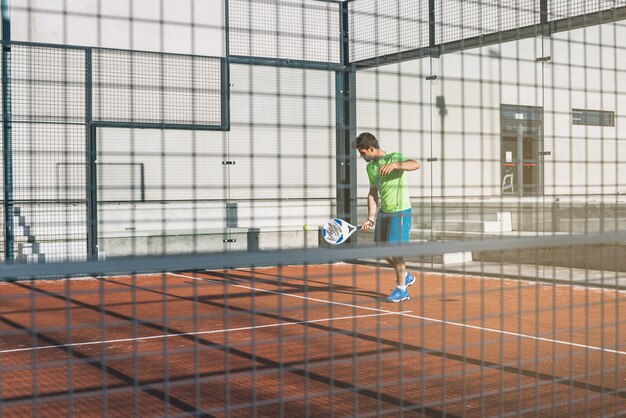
[322, 218, 351, 245]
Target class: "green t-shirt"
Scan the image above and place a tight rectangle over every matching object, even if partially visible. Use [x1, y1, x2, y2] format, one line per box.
[366, 152, 412, 213]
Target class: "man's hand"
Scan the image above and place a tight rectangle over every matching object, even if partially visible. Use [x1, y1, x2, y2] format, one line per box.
[380, 160, 420, 175]
[379, 162, 401, 176]
[360, 218, 375, 232]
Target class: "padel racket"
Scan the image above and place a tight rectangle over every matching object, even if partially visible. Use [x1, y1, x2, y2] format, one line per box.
[322, 218, 361, 245]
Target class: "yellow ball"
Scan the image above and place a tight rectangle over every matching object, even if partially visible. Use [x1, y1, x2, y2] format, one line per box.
[303, 224, 311, 231]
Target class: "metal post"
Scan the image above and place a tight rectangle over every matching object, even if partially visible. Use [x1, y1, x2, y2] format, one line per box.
[222, 0, 230, 130]
[429, 0, 436, 50]
[551, 197, 560, 233]
[335, 2, 357, 228]
[221, 58, 230, 130]
[86, 49, 98, 260]
[436, 96, 447, 198]
[2, 0, 13, 262]
[540, 0, 548, 27]
[517, 119, 524, 197]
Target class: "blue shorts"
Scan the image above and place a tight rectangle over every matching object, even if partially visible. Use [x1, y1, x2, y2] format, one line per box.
[375, 208, 412, 244]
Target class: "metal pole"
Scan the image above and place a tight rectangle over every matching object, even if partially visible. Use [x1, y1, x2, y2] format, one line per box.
[429, 0, 436, 51]
[517, 119, 524, 197]
[436, 96, 447, 199]
[336, 2, 356, 228]
[85, 49, 98, 260]
[222, 0, 230, 129]
[2, 0, 13, 262]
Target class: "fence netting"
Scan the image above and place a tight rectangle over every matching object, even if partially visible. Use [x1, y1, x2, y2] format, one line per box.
[1, 0, 625, 416]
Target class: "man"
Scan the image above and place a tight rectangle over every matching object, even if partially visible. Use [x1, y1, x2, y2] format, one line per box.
[352, 132, 421, 302]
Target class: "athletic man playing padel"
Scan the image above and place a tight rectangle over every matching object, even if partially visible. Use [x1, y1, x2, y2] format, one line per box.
[353, 132, 421, 302]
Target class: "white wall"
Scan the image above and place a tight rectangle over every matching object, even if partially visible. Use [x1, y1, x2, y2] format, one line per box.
[228, 0, 340, 62]
[5, 2, 626, 240]
[11, 1, 625, 203]
[356, 21, 626, 198]
[547, 22, 626, 195]
[11, 0, 225, 56]
[6, 1, 339, 236]
[96, 64, 337, 231]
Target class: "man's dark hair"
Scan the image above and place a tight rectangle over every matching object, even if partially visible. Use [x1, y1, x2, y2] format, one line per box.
[352, 132, 380, 150]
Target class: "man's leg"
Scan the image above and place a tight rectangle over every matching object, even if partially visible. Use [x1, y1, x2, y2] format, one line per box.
[386, 209, 412, 284]
[379, 210, 414, 302]
[385, 256, 406, 286]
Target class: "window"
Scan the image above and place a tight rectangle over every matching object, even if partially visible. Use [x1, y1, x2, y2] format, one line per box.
[572, 109, 615, 126]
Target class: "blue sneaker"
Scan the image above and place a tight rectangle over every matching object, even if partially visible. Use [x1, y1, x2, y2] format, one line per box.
[385, 287, 409, 303]
[405, 272, 416, 287]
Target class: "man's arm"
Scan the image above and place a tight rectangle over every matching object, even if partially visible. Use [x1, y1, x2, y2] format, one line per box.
[379, 159, 420, 176]
[361, 185, 378, 232]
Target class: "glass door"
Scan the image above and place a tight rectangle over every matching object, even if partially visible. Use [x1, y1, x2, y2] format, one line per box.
[500, 105, 544, 196]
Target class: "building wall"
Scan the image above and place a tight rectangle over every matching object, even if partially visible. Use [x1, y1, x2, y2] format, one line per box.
[356, 21, 626, 198]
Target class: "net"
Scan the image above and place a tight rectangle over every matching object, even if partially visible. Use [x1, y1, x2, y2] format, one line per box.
[1, 0, 626, 415]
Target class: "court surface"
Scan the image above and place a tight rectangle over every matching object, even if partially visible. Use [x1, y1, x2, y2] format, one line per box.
[1, 263, 625, 416]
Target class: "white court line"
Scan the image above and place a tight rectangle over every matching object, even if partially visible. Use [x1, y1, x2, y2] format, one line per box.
[170, 272, 403, 315]
[175, 272, 626, 357]
[0, 311, 409, 355]
[399, 312, 626, 356]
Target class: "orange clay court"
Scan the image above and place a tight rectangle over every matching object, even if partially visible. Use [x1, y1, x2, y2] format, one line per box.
[0, 264, 625, 416]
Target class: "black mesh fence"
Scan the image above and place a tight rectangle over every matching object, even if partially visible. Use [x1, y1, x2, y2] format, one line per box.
[1, 0, 626, 416]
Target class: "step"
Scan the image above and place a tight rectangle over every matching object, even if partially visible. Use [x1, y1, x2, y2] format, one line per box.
[356, 235, 474, 265]
[432, 212, 512, 233]
[16, 253, 46, 264]
[405, 242, 473, 265]
[16, 242, 41, 255]
[442, 251, 473, 265]
[13, 231, 88, 244]
[434, 210, 503, 221]
[17, 241, 88, 263]
[433, 219, 490, 233]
